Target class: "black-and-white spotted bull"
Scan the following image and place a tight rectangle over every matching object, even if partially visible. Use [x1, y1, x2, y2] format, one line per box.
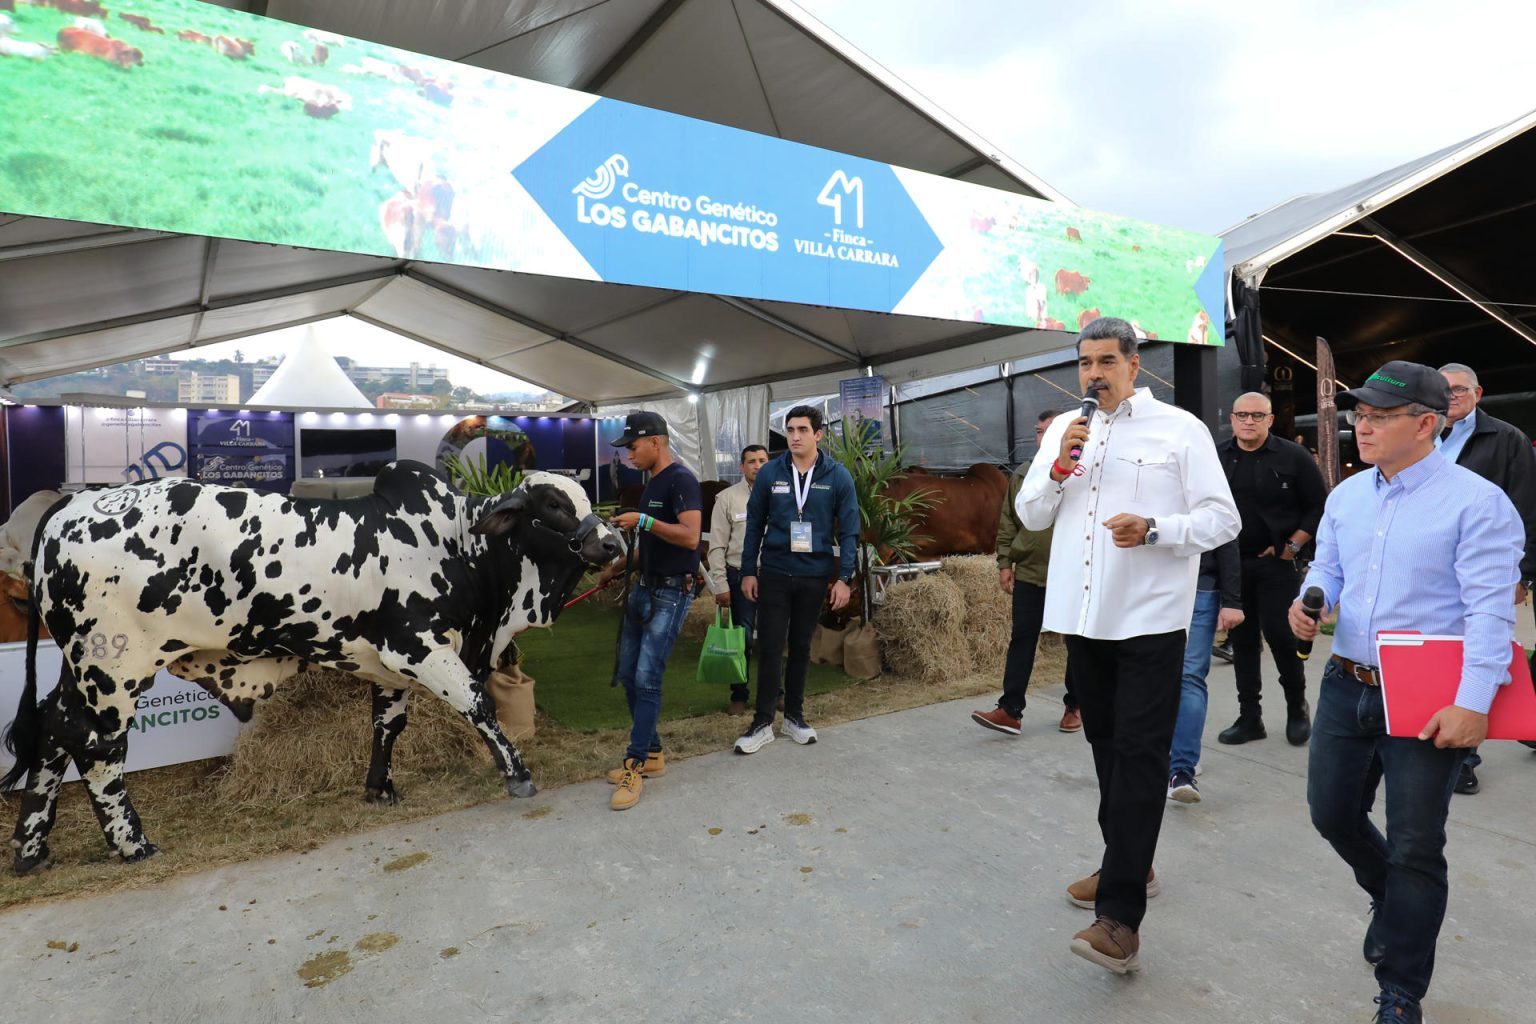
[1, 461, 619, 874]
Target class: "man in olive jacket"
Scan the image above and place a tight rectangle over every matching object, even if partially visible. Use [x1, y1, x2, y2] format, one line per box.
[972, 410, 1081, 735]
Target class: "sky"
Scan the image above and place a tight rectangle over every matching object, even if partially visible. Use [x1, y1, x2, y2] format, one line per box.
[182, 1, 1536, 392]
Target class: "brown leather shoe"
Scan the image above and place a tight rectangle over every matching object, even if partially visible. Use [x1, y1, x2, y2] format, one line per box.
[609, 758, 645, 811]
[971, 706, 1022, 735]
[1058, 707, 1083, 733]
[1067, 868, 1159, 909]
[1071, 916, 1141, 974]
[606, 751, 665, 783]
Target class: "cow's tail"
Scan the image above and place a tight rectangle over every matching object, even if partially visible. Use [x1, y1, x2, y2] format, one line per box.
[0, 587, 42, 791]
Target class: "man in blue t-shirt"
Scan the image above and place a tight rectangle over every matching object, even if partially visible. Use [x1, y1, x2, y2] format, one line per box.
[600, 412, 702, 811]
[736, 405, 860, 754]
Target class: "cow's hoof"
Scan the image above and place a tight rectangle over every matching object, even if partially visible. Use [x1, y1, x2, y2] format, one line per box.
[364, 786, 402, 806]
[121, 843, 159, 864]
[505, 777, 537, 799]
[13, 852, 52, 876]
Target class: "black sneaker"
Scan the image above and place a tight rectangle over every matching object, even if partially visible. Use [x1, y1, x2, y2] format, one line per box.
[1211, 640, 1234, 663]
[1372, 990, 1422, 1023]
[1363, 900, 1385, 966]
[1218, 716, 1266, 745]
[1167, 769, 1200, 804]
[1454, 762, 1479, 795]
[734, 716, 775, 755]
[1286, 700, 1312, 746]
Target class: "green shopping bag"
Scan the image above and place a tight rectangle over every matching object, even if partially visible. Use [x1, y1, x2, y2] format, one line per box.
[697, 607, 748, 685]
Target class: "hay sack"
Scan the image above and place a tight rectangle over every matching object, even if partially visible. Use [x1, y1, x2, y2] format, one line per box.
[874, 570, 966, 682]
[216, 670, 488, 804]
[941, 555, 1013, 674]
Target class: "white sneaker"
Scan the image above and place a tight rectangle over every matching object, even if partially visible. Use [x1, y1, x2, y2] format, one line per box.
[734, 719, 775, 755]
[781, 714, 818, 745]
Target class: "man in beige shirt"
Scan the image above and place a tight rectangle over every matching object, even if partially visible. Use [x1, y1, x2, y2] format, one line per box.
[707, 444, 770, 715]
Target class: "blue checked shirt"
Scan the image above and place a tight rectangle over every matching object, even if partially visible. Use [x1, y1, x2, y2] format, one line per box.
[1302, 449, 1523, 712]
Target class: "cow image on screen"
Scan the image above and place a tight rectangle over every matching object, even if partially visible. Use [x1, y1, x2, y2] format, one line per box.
[1, 462, 620, 874]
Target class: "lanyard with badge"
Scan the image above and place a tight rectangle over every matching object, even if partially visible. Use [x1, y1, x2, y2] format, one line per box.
[790, 462, 814, 553]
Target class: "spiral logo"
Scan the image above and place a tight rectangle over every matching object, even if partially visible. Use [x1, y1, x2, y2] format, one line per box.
[571, 154, 630, 200]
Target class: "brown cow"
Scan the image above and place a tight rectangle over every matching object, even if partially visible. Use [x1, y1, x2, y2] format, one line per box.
[1077, 307, 1102, 330]
[0, 573, 49, 645]
[878, 464, 1007, 559]
[50, 0, 105, 16]
[57, 26, 140, 65]
[1040, 317, 1067, 331]
[1054, 269, 1090, 296]
[1065, 226, 1082, 242]
[214, 34, 251, 59]
[117, 12, 161, 32]
[176, 29, 210, 44]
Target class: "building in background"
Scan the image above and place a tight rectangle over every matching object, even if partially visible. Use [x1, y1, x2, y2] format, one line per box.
[178, 373, 241, 405]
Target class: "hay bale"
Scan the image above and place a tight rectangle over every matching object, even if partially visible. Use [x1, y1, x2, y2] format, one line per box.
[216, 670, 487, 804]
[941, 555, 1012, 674]
[874, 570, 967, 682]
[678, 591, 718, 642]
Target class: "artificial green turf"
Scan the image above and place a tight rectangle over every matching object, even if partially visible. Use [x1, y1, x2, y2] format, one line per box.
[517, 600, 857, 733]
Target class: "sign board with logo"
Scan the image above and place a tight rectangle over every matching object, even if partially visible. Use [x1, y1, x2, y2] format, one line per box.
[190, 410, 296, 492]
[0, 642, 246, 789]
[838, 376, 887, 452]
[0, 0, 1223, 343]
[65, 407, 188, 485]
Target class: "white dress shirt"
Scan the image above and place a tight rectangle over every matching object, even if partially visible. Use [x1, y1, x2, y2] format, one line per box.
[1018, 387, 1240, 640]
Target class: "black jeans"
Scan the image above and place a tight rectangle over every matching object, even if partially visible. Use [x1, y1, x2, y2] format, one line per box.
[999, 580, 1077, 716]
[1231, 555, 1306, 718]
[1064, 629, 1185, 930]
[726, 566, 756, 701]
[1308, 662, 1466, 1003]
[754, 573, 826, 720]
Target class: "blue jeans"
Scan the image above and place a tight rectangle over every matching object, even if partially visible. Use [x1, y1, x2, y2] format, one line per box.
[1308, 661, 1468, 1003]
[725, 567, 756, 698]
[1170, 589, 1219, 775]
[615, 582, 693, 763]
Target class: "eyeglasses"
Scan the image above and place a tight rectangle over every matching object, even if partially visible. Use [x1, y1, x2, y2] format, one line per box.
[1231, 411, 1271, 422]
[1344, 410, 1429, 428]
[1449, 385, 1475, 397]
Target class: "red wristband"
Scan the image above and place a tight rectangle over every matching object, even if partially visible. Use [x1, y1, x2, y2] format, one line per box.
[1051, 459, 1075, 477]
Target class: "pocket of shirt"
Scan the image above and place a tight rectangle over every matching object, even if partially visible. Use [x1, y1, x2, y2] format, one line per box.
[1117, 455, 1178, 503]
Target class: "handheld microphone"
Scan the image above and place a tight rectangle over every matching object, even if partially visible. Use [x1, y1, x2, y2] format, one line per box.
[1068, 386, 1104, 461]
[1296, 586, 1324, 660]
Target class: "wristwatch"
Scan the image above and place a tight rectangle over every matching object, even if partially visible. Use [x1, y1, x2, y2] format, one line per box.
[1143, 517, 1159, 546]
[839, 575, 855, 586]
[1286, 540, 1303, 556]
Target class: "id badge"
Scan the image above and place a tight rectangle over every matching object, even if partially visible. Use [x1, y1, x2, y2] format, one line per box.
[790, 521, 813, 553]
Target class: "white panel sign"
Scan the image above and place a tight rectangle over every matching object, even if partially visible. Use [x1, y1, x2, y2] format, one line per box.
[65, 406, 189, 485]
[0, 641, 245, 789]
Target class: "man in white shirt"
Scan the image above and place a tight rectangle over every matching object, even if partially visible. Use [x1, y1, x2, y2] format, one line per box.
[1018, 316, 1239, 975]
[707, 444, 770, 714]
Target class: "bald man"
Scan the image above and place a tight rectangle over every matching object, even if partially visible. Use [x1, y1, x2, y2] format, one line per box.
[1216, 392, 1328, 747]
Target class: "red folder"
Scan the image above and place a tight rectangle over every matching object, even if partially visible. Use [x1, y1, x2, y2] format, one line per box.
[1376, 632, 1536, 740]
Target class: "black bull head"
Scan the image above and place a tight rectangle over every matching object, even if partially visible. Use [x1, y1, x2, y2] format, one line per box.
[470, 483, 621, 565]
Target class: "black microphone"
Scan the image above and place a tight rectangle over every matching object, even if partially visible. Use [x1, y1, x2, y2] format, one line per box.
[1069, 387, 1103, 461]
[1296, 586, 1324, 660]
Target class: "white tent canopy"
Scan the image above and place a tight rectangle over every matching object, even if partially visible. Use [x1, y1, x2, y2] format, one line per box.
[0, 0, 1076, 406]
[247, 326, 373, 409]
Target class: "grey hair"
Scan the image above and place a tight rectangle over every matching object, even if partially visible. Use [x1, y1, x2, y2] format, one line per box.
[1437, 362, 1478, 386]
[1407, 402, 1447, 435]
[1076, 316, 1138, 359]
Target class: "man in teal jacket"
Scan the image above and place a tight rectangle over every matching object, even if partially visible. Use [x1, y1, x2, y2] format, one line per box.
[736, 405, 861, 753]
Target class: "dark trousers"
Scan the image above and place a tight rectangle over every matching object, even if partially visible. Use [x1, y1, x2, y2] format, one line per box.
[1064, 629, 1185, 930]
[725, 566, 756, 701]
[754, 573, 826, 720]
[999, 580, 1077, 716]
[1308, 662, 1467, 1003]
[1230, 556, 1307, 719]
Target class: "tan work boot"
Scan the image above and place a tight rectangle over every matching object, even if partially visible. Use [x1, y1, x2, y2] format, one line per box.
[606, 751, 665, 783]
[1066, 868, 1160, 909]
[1071, 917, 1141, 974]
[610, 758, 645, 811]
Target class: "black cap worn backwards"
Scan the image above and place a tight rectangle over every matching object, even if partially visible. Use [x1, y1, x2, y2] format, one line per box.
[1336, 360, 1451, 415]
[609, 411, 669, 446]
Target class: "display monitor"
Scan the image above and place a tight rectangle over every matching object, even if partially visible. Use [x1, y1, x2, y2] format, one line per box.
[299, 428, 397, 479]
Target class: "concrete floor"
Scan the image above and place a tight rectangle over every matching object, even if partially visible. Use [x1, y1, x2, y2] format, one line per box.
[4, 625, 1534, 1024]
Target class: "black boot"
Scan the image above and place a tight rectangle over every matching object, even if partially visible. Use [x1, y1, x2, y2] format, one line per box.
[1218, 715, 1266, 745]
[1286, 699, 1312, 746]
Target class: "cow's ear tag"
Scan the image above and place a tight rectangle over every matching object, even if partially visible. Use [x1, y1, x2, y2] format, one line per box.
[471, 491, 526, 536]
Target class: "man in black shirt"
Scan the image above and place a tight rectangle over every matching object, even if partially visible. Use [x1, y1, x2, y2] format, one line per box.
[1216, 392, 1328, 747]
[600, 412, 702, 811]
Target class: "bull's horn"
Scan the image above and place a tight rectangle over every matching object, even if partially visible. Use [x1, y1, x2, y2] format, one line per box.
[469, 490, 527, 536]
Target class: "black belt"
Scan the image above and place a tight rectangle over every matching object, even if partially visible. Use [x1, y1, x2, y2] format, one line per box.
[641, 574, 695, 593]
[1331, 654, 1381, 687]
